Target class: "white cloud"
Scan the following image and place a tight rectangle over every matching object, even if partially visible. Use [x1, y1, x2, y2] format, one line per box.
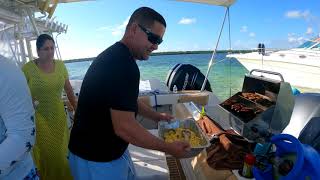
[286, 10, 302, 18]
[285, 10, 311, 20]
[96, 16, 130, 37]
[249, 32, 256, 37]
[178, 18, 196, 25]
[111, 17, 129, 36]
[287, 33, 305, 45]
[240, 26, 248, 33]
[306, 27, 313, 35]
[288, 37, 297, 43]
[239, 26, 255, 40]
[300, 10, 311, 19]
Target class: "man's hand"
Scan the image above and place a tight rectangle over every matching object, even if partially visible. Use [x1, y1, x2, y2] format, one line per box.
[156, 112, 174, 122]
[165, 141, 191, 158]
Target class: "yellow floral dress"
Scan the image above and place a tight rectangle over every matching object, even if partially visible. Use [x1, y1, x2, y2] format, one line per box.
[22, 60, 73, 180]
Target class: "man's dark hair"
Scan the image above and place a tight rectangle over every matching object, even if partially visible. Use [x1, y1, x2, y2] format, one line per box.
[36, 34, 55, 50]
[127, 7, 166, 29]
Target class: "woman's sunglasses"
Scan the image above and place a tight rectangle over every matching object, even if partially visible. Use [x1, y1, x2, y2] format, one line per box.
[138, 24, 163, 45]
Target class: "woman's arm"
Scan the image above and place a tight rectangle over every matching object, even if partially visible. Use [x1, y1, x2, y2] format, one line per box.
[64, 78, 77, 111]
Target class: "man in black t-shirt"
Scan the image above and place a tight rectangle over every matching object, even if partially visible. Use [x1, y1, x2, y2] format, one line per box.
[68, 7, 190, 180]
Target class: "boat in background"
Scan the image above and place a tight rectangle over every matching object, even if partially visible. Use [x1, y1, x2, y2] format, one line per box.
[227, 38, 320, 90]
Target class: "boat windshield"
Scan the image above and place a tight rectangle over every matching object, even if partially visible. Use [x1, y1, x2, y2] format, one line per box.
[297, 40, 317, 49]
[311, 43, 320, 50]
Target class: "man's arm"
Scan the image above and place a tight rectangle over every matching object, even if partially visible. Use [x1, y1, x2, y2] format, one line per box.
[111, 109, 189, 158]
[137, 99, 173, 122]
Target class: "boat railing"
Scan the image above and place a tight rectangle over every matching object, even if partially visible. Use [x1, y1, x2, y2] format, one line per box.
[251, 47, 320, 57]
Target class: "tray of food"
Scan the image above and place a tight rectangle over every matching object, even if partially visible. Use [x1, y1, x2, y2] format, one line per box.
[241, 92, 275, 107]
[220, 93, 264, 123]
[158, 118, 210, 158]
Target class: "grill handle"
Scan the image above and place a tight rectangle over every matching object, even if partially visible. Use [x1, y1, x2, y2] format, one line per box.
[250, 69, 284, 82]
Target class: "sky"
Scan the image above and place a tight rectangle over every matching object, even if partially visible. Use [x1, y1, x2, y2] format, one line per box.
[49, 0, 320, 60]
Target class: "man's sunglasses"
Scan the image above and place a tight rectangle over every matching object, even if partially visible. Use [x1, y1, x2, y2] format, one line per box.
[138, 24, 163, 45]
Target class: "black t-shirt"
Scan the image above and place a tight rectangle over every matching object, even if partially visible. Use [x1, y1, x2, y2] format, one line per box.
[68, 42, 140, 162]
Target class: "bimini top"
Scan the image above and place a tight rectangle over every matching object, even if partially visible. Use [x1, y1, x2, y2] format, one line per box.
[177, 0, 236, 7]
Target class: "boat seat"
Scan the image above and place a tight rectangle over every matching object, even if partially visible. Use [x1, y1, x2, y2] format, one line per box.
[298, 117, 320, 151]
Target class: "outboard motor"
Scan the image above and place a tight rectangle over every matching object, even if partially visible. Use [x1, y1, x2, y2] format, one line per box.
[258, 43, 265, 55]
[166, 63, 212, 92]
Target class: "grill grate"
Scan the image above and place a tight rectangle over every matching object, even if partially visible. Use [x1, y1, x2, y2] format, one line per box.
[166, 156, 186, 180]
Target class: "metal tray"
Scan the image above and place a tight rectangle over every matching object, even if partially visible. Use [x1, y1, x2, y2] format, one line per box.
[220, 92, 264, 123]
[158, 118, 210, 158]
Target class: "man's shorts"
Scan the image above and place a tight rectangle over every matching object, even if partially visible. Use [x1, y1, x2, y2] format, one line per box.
[68, 149, 136, 180]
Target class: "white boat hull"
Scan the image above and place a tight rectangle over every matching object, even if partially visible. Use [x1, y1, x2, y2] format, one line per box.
[228, 53, 320, 91]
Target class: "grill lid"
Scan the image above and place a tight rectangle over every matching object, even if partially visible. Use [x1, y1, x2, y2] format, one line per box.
[218, 69, 295, 142]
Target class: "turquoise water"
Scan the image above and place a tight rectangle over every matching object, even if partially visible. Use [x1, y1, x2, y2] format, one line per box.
[65, 53, 249, 101]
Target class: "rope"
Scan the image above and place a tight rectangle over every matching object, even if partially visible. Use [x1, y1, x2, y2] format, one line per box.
[201, 7, 229, 91]
[227, 7, 232, 97]
[150, 90, 160, 111]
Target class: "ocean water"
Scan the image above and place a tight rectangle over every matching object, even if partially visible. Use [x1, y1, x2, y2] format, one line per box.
[65, 53, 248, 101]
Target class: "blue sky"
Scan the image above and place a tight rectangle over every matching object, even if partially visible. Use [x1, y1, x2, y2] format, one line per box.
[51, 0, 320, 60]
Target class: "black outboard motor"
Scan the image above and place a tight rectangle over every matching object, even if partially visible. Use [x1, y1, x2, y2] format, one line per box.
[166, 63, 212, 92]
[258, 43, 265, 55]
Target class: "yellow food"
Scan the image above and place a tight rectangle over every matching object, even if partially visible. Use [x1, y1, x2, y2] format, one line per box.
[163, 128, 202, 147]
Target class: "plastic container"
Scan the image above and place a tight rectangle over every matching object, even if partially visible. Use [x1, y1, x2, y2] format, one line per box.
[253, 134, 320, 180]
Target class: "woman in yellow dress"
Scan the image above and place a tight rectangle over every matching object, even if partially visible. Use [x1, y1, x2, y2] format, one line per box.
[22, 34, 77, 180]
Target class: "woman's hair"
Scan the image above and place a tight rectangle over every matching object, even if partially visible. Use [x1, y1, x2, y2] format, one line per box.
[36, 34, 55, 50]
[127, 7, 166, 29]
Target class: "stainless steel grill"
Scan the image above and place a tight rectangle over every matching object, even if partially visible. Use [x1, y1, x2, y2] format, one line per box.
[211, 69, 295, 143]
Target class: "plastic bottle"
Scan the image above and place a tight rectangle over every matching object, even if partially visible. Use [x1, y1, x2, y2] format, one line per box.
[200, 106, 206, 118]
[173, 85, 178, 93]
[242, 153, 256, 178]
